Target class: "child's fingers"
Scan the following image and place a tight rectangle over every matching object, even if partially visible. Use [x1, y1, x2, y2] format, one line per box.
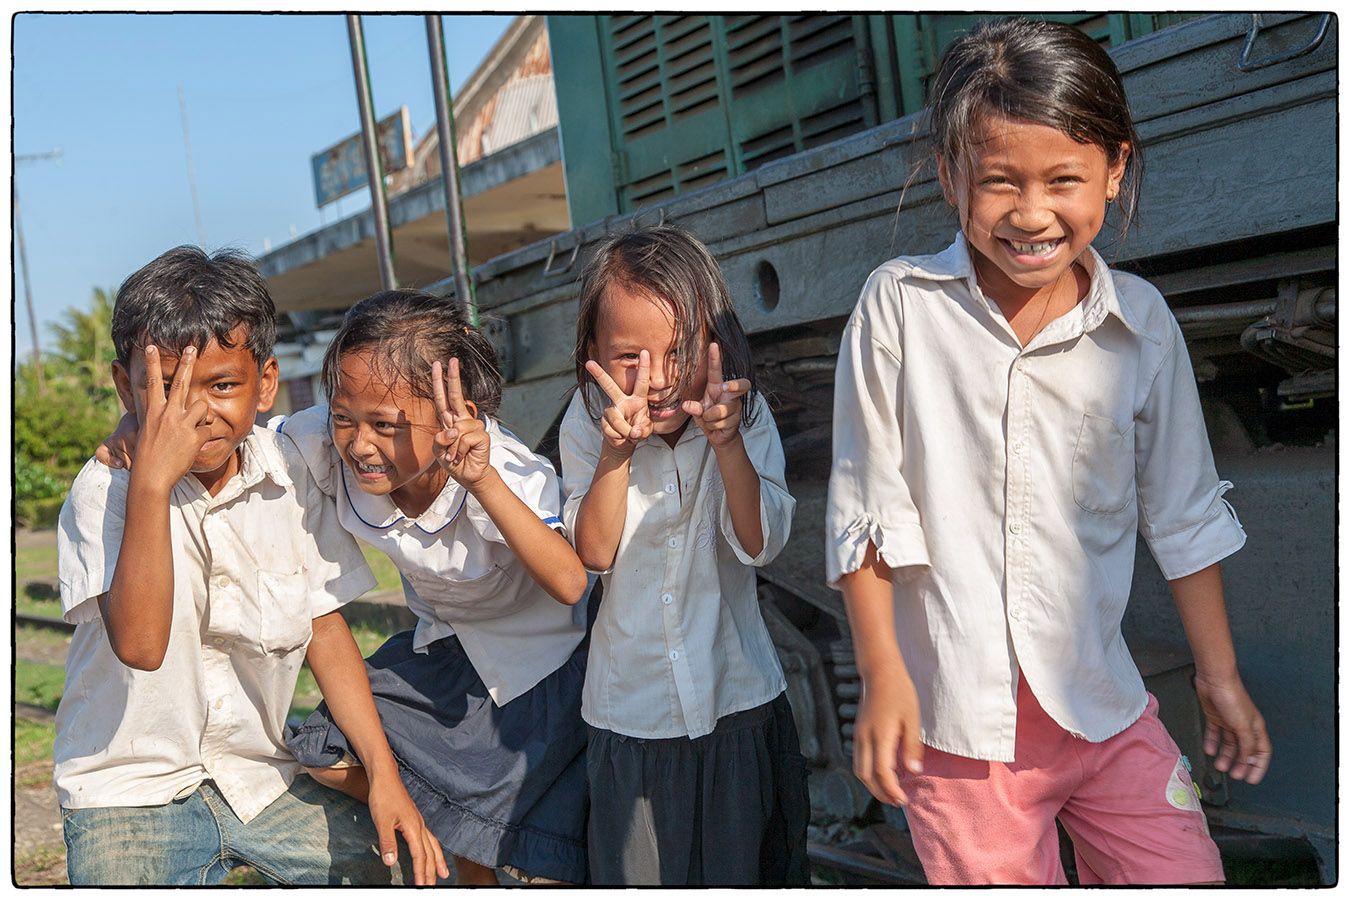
[1202, 719, 1219, 758]
[428, 830, 449, 881]
[96, 443, 118, 468]
[634, 349, 651, 400]
[900, 721, 925, 776]
[707, 341, 724, 387]
[431, 360, 453, 429]
[681, 399, 704, 419]
[445, 358, 471, 420]
[719, 378, 751, 400]
[143, 345, 166, 411]
[1212, 725, 1240, 774]
[168, 345, 197, 410]
[375, 818, 399, 872]
[586, 360, 629, 406]
[870, 730, 907, 807]
[1234, 720, 1272, 784]
[435, 427, 459, 451]
[186, 398, 211, 433]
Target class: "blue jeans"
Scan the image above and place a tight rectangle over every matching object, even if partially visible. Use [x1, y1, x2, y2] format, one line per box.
[62, 775, 405, 886]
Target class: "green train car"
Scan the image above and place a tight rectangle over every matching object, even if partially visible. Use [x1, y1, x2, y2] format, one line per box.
[431, 12, 1335, 882]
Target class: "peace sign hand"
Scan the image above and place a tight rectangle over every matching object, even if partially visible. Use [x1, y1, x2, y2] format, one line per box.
[133, 344, 212, 493]
[432, 358, 492, 490]
[585, 351, 654, 455]
[680, 343, 750, 447]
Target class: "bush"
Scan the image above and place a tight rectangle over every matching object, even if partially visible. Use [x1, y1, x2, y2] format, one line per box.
[16, 496, 65, 530]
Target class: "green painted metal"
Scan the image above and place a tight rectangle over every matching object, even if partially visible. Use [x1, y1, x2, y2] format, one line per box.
[549, 13, 1199, 224]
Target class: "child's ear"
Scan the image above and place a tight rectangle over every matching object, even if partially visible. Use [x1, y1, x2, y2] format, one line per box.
[464, 399, 479, 420]
[936, 154, 957, 207]
[111, 360, 139, 417]
[255, 357, 280, 414]
[1107, 143, 1131, 198]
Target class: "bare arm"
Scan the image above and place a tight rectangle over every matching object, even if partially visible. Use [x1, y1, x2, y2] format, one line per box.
[101, 346, 208, 670]
[306, 612, 448, 885]
[570, 353, 654, 571]
[430, 359, 587, 603]
[683, 343, 762, 556]
[1169, 562, 1271, 783]
[839, 542, 924, 806]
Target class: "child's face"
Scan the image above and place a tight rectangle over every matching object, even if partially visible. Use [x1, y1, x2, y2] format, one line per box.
[329, 350, 463, 504]
[591, 282, 708, 439]
[112, 327, 279, 493]
[938, 113, 1128, 304]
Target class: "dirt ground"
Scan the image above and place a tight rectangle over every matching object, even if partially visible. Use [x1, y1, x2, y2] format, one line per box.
[13, 733, 67, 885]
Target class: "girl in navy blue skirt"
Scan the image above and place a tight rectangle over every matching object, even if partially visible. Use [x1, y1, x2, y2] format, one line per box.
[275, 291, 592, 885]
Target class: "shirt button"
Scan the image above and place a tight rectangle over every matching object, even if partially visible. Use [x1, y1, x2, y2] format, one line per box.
[1012, 442, 1023, 454]
[665, 483, 676, 494]
[669, 650, 679, 661]
[1010, 522, 1023, 534]
[1009, 607, 1023, 621]
[661, 593, 673, 605]
[668, 537, 679, 548]
[214, 575, 229, 589]
[214, 698, 223, 710]
[213, 638, 225, 647]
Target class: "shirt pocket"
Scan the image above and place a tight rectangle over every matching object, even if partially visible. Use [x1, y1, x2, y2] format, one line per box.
[403, 565, 526, 623]
[1071, 412, 1135, 515]
[257, 569, 314, 654]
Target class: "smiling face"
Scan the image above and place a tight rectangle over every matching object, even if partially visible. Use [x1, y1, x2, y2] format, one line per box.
[939, 113, 1128, 307]
[328, 349, 466, 515]
[590, 282, 708, 444]
[113, 326, 279, 496]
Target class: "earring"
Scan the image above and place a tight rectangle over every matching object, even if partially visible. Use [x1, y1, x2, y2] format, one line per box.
[1106, 194, 1116, 205]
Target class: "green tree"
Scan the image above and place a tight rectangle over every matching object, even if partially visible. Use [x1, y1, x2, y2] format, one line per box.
[14, 288, 125, 526]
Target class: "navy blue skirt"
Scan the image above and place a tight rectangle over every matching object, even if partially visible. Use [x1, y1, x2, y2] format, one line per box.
[287, 628, 589, 883]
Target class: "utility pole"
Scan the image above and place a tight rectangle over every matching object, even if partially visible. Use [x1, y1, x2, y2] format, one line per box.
[178, 84, 207, 248]
[346, 14, 397, 290]
[15, 149, 63, 395]
[426, 14, 477, 323]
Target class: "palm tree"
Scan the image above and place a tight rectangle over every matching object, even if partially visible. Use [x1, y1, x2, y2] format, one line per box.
[45, 287, 120, 417]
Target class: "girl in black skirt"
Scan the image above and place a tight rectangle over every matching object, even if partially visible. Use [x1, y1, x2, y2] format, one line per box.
[275, 291, 592, 885]
[559, 225, 811, 885]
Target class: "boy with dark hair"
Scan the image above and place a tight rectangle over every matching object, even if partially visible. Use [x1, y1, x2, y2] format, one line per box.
[56, 246, 448, 885]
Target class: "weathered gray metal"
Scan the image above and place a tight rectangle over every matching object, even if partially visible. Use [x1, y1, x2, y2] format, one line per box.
[423, 12, 1336, 879]
[426, 15, 477, 323]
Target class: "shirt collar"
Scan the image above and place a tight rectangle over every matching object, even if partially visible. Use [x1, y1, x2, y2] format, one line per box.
[907, 232, 1157, 343]
[337, 435, 471, 536]
[182, 426, 294, 507]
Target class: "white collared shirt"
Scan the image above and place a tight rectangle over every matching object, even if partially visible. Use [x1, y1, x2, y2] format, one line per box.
[277, 405, 586, 706]
[55, 427, 376, 822]
[827, 234, 1246, 762]
[559, 390, 795, 739]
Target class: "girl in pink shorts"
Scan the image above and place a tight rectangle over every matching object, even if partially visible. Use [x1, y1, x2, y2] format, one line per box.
[827, 18, 1272, 885]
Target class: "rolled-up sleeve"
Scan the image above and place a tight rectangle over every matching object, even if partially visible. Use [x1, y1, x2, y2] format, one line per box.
[57, 460, 127, 625]
[1135, 318, 1246, 579]
[826, 274, 931, 588]
[558, 390, 606, 571]
[719, 396, 795, 566]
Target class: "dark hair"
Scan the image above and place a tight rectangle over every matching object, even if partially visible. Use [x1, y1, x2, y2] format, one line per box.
[111, 245, 277, 366]
[928, 17, 1143, 231]
[573, 223, 758, 426]
[321, 289, 502, 418]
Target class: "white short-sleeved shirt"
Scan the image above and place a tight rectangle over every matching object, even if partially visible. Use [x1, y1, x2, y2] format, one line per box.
[827, 234, 1246, 762]
[276, 405, 586, 706]
[559, 389, 795, 739]
[55, 427, 376, 822]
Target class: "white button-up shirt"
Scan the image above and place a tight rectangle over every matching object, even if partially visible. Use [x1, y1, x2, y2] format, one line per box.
[277, 405, 586, 706]
[560, 390, 794, 739]
[55, 427, 376, 822]
[827, 235, 1246, 761]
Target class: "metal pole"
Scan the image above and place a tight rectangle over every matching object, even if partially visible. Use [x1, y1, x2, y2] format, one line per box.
[13, 183, 46, 394]
[347, 14, 397, 290]
[426, 14, 478, 323]
[178, 84, 207, 248]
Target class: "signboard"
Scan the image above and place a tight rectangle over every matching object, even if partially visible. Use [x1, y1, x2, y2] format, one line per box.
[311, 106, 413, 208]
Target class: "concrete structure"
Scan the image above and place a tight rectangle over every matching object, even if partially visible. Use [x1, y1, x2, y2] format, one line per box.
[262, 15, 568, 412]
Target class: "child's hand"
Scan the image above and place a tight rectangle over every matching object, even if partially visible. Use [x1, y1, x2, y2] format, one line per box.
[95, 412, 142, 470]
[131, 345, 211, 493]
[1194, 670, 1271, 784]
[432, 358, 492, 491]
[366, 770, 450, 885]
[853, 668, 925, 806]
[585, 350, 653, 454]
[681, 342, 750, 447]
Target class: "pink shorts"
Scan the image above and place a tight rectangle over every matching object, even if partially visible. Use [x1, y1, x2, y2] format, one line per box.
[899, 677, 1223, 885]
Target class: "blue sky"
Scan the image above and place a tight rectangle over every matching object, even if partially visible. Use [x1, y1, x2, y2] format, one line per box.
[12, 12, 515, 359]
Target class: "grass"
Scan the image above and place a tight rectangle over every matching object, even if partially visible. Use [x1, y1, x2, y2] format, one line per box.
[15, 535, 59, 583]
[16, 717, 58, 769]
[290, 623, 394, 720]
[13, 845, 68, 887]
[360, 542, 403, 595]
[16, 660, 67, 712]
